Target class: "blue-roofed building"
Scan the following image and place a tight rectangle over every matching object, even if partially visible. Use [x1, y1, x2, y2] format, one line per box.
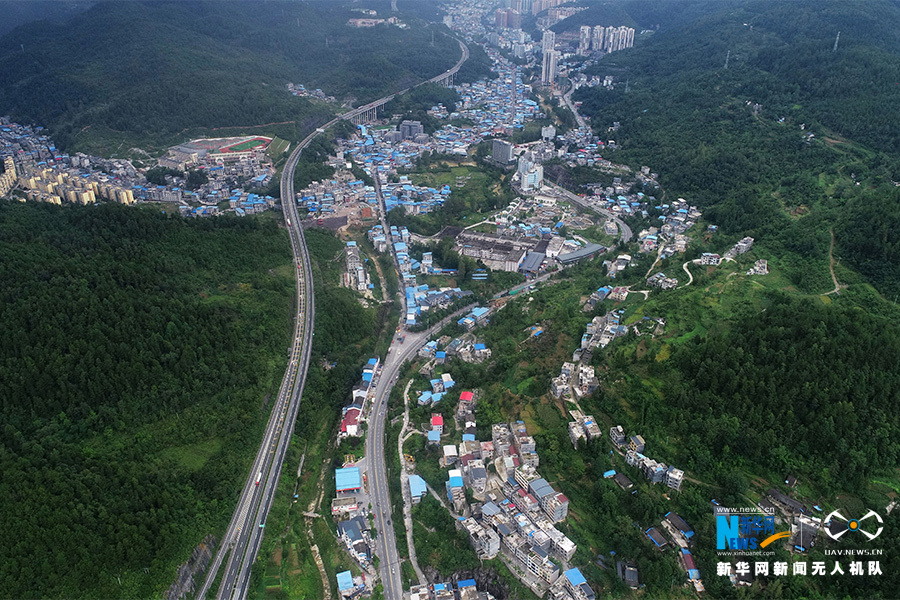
[664, 512, 695, 540]
[409, 475, 427, 504]
[458, 579, 477, 589]
[428, 429, 441, 444]
[563, 568, 596, 600]
[335, 467, 361, 494]
[336, 571, 353, 592]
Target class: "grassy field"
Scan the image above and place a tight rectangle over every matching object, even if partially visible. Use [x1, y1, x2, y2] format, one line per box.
[266, 136, 291, 159]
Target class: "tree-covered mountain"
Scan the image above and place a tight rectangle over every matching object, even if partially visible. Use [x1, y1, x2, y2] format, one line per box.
[0, 0, 464, 155]
[0, 202, 295, 598]
[0, 0, 93, 38]
[571, 0, 900, 295]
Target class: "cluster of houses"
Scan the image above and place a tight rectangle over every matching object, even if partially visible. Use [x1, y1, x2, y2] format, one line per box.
[428, 372, 457, 398]
[337, 513, 373, 568]
[567, 410, 603, 448]
[435, 420, 581, 596]
[286, 82, 336, 103]
[725, 236, 755, 260]
[366, 224, 408, 254]
[405, 285, 474, 327]
[339, 124, 471, 191]
[698, 237, 757, 268]
[643, 513, 705, 592]
[447, 61, 540, 133]
[457, 306, 492, 331]
[406, 579, 496, 600]
[608, 426, 684, 491]
[747, 259, 768, 275]
[418, 337, 491, 380]
[339, 358, 380, 439]
[636, 198, 703, 259]
[332, 464, 373, 566]
[604, 253, 633, 278]
[381, 175, 452, 217]
[226, 191, 276, 216]
[550, 362, 600, 400]
[579, 309, 629, 353]
[298, 174, 373, 216]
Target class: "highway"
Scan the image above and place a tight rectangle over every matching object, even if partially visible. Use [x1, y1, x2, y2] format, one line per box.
[196, 120, 325, 600]
[196, 35, 471, 600]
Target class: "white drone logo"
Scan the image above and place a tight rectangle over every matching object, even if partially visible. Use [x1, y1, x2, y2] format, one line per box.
[824, 510, 883, 542]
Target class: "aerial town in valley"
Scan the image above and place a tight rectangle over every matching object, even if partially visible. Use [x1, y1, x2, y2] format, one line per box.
[8, 0, 885, 599]
[0, 118, 282, 216]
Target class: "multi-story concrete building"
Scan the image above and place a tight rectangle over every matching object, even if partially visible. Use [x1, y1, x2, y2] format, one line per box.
[665, 466, 684, 491]
[579, 25, 592, 54]
[459, 517, 501, 559]
[560, 568, 596, 600]
[399, 120, 424, 140]
[0, 157, 16, 197]
[541, 49, 558, 87]
[492, 139, 515, 166]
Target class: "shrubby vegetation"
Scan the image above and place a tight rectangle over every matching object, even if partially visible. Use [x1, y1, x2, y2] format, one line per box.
[0, 202, 295, 598]
[384, 84, 461, 134]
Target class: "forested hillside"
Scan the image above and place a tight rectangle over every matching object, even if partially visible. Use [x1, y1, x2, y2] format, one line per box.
[0, 202, 294, 598]
[0, 0, 464, 155]
[571, 0, 900, 296]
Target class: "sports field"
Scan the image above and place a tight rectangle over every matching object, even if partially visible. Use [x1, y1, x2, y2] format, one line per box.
[221, 137, 271, 152]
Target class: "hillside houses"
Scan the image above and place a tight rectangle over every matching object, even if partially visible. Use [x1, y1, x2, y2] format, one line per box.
[647, 272, 678, 290]
[726, 236, 754, 259]
[568, 410, 603, 447]
[339, 357, 380, 438]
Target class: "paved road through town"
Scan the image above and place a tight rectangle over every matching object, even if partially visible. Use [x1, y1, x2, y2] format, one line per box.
[198, 34, 471, 600]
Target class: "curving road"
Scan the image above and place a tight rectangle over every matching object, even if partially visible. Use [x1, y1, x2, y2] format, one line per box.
[562, 79, 587, 129]
[197, 35, 471, 600]
[544, 181, 632, 244]
[196, 123, 321, 600]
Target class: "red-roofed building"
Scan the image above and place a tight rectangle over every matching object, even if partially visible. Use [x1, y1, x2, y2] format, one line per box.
[544, 492, 569, 522]
[460, 391, 474, 402]
[341, 407, 361, 437]
[431, 413, 444, 433]
[516, 488, 540, 512]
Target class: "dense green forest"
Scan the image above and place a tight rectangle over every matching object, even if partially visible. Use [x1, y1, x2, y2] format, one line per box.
[0, 202, 294, 598]
[571, 0, 900, 296]
[0, 0, 90, 37]
[0, 1, 465, 156]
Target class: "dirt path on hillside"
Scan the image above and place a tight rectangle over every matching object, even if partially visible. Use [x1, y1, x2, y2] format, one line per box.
[825, 229, 847, 295]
